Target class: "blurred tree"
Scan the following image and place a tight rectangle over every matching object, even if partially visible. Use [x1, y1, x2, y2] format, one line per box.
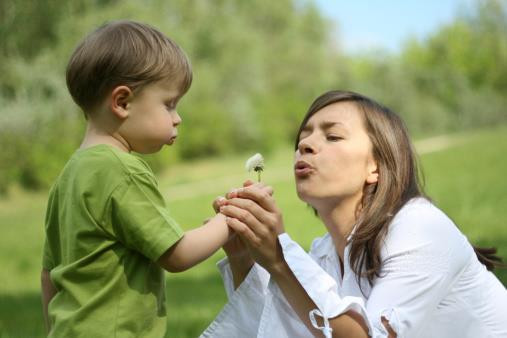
[0, 0, 338, 191]
[0, 0, 506, 193]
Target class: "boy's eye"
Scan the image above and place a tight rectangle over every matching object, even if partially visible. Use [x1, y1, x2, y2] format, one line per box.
[165, 102, 176, 111]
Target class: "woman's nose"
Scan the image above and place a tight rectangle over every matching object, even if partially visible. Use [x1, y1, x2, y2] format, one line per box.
[297, 138, 315, 154]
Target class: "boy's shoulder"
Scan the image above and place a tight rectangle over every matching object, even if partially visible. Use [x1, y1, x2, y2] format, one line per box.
[56, 144, 155, 190]
[77, 144, 150, 170]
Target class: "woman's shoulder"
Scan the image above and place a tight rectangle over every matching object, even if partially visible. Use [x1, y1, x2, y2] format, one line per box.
[384, 197, 470, 256]
[391, 197, 457, 235]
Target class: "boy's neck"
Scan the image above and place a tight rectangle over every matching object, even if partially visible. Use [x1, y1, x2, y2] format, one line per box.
[80, 121, 131, 153]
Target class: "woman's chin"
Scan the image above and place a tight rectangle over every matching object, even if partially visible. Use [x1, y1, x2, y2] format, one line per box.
[296, 185, 315, 203]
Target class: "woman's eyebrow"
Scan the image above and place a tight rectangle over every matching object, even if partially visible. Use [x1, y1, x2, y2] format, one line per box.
[301, 124, 313, 133]
[301, 121, 345, 134]
[319, 121, 345, 130]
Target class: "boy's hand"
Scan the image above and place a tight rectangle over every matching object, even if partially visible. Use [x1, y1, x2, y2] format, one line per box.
[212, 196, 227, 214]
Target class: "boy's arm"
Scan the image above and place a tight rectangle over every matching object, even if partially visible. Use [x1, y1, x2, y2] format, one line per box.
[157, 213, 231, 272]
[41, 268, 57, 334]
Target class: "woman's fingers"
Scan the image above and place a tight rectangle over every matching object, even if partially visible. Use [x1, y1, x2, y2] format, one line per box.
[224, 181, 273, 204]
[243, 180, 274, 195]
[226, 182, 273, 199]
[225, 217, 261, 247]
[225, 197, 274, 227]
[220, 204, 267, 237]
[226, 210, 284, 273]
[236, 185, 277, 212]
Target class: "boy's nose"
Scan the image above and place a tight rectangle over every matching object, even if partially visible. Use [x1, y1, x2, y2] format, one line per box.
[173, 112, 182, 126]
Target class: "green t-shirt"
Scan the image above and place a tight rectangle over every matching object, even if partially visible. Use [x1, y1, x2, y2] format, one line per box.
[42, 144, 184, 337]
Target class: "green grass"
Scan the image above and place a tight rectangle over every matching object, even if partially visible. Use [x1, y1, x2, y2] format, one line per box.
[1, 126, 506, 337]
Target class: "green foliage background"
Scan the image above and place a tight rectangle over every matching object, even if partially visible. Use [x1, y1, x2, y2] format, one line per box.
[1, 0, 507, 193]
[0, 126, 506, 337]
[1, 1, 507, 336]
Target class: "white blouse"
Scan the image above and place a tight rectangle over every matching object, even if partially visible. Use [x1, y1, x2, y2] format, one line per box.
[201, 198, 507, 337]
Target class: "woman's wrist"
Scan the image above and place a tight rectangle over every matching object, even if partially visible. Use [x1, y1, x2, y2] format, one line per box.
[267, 258, 292, 280]
[228, 253, 254, 270]
[228, 255, 255, 289]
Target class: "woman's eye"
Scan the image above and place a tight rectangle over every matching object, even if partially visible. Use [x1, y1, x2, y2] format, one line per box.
[326, 135, 342, 142]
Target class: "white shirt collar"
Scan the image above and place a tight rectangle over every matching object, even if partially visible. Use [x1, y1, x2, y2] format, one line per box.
[312, 224, 357, 259]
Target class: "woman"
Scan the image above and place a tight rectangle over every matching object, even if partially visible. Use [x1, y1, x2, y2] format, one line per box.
[202, 91, 507, 338]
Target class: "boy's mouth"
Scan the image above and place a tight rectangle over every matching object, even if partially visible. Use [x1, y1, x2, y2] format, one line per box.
[168, 135, 177, 145]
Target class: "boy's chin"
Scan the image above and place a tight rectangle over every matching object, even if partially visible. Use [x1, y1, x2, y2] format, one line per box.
[134, 144, 165, 154]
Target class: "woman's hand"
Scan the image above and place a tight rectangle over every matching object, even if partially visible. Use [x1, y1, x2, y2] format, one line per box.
[215, 180, 275, 259]
[213, 181, 253, 260]
[220, 182, 285, 273]
[214, 180, 270, 288]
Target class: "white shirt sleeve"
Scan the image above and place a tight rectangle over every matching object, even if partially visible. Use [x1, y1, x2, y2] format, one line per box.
[202, 200, 475, 338]
[200, 258, 270, 338]
[272, 200, 472, 338]
[275, 233, 374, 337]
[364, 201, 472, 337]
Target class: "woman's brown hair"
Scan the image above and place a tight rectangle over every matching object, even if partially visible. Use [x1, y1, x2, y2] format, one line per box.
[295, 90, 503, 286]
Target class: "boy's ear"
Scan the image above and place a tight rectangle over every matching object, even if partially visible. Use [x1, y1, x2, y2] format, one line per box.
[110, 86, 133, 119]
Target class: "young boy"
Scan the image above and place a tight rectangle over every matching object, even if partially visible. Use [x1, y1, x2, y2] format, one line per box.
[41, 20, 231, 337]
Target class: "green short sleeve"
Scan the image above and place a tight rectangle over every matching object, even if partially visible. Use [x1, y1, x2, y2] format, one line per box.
[42, 185, 57, 270]
[110, 172, 184, 261]
[42, 237, 54, 270]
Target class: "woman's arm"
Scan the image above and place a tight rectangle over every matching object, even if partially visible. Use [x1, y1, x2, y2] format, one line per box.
[226, 192, 469, 337]
[221, 185, 370, 338]
[222, 234, 255, 289]
[41, 268, 57, 334]
[269, 256, 369, 338]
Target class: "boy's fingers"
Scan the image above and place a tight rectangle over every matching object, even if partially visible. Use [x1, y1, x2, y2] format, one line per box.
[225, 217, 261, 247]
[212, 196, 226, 213]
[243, 180, 255, 187]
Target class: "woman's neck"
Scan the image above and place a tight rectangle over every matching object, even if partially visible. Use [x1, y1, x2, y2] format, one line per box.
[316, 196, 361, 261]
